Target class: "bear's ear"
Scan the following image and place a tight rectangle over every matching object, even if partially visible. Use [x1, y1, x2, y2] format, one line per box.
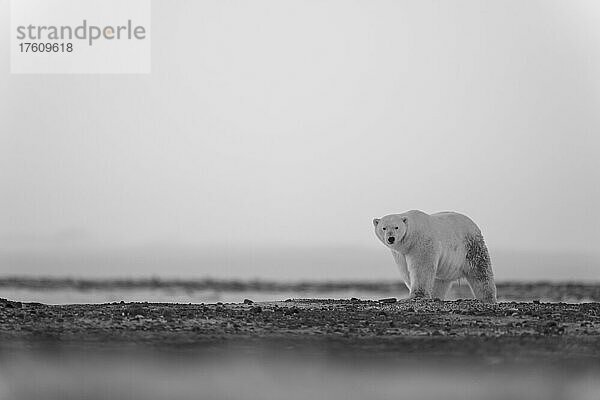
[372, 218, 380, 227]
[401, 216, 407, 223]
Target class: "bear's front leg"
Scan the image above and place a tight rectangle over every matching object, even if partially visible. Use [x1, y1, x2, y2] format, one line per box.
[404, 254, 437, 300]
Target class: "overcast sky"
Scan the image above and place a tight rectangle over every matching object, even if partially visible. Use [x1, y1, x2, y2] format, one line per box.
[1, 0, 599, 279]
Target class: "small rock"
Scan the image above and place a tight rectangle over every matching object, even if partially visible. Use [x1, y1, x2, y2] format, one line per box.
[533, 300, 541, 304]
[379, 298, 397, 304]
[285, 307, 300, 315]
[243, 299, 254, 305]
[250, 306, 262, 313]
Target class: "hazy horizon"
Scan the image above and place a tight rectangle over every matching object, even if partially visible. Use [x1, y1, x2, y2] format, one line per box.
[1, 244, 598, 282]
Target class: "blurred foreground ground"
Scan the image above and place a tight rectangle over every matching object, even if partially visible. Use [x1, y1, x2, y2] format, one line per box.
[0, 294, 599, 399]
[0, 350, 598, 400]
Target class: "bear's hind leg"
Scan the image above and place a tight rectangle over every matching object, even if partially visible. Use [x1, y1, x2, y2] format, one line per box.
[464, 233, 497, 303]
[465, 275, 497, 303]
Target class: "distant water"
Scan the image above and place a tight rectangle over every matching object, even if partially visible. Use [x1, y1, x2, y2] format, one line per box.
[1, 245, 598, 304]
[1, 278, 599, 304]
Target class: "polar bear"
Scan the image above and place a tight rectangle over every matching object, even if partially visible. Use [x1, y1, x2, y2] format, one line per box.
[373, 210, 497, 303]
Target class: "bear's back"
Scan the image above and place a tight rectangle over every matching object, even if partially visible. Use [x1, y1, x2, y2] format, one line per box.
[430, 211, 481, 237]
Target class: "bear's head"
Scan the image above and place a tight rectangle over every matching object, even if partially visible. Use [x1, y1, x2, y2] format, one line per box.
[373, 215, 408, 249]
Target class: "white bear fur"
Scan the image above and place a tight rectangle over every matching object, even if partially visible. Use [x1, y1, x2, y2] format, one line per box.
[373, 210, 497, 303]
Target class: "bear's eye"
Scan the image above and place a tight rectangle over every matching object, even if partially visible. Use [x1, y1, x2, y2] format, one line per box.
[382, 227, 386, 231]
[395, 227, 399, 230]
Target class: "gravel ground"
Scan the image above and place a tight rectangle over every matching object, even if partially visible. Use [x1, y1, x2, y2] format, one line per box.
[1, 297, 599, 363]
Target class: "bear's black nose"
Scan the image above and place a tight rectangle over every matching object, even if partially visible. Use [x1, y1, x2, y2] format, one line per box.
[387, 237, 395, 244]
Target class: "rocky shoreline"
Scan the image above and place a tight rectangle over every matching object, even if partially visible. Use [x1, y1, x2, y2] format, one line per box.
[1, 297, 599, 363]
